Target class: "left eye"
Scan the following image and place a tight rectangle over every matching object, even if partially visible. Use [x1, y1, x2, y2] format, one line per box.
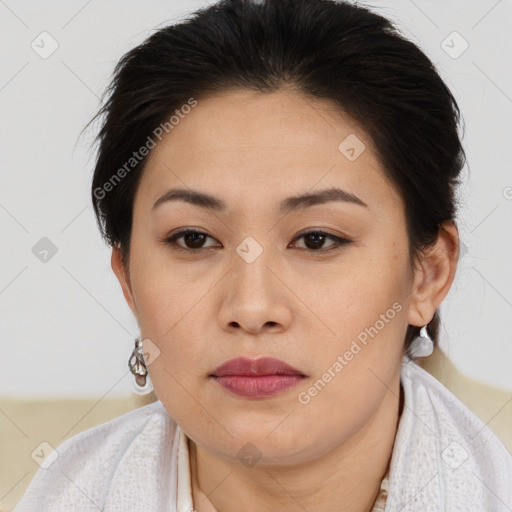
[291, 230, 351, 252]
[161, 229, 352, 253]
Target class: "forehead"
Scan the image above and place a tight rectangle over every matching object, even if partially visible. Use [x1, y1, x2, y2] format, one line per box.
[147, 87, 370, 162]
[137, 88, 402, 217]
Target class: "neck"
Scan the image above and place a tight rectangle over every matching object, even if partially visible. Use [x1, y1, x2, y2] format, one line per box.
[189, 370, 403, 512]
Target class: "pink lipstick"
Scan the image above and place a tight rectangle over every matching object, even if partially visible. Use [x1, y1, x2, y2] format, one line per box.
[211, 357, 306, 398]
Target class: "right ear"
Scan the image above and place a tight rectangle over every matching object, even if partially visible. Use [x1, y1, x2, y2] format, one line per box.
[111, 245, 138, 320]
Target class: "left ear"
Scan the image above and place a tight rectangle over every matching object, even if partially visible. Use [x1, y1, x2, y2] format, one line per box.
[407, 220, 460, 327]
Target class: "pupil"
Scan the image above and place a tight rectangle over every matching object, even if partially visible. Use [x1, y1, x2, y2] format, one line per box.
[186, 232, 205, 248]
[305, 232, 325, 250]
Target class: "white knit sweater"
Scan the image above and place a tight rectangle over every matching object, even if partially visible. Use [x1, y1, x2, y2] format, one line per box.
[13, 358, 512, 511]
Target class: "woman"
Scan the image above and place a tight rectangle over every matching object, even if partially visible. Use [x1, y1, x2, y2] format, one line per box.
[13, 0, 512, 511]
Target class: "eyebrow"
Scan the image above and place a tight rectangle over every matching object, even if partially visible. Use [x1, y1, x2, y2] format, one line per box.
[152, 186, 368, 214]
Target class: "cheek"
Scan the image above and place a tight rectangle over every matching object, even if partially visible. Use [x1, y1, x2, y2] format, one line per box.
[129, 252, 199, 336]
[292, 274, 407, 441]
[298, 252, 409, 414]
[306, 251, 408, 342]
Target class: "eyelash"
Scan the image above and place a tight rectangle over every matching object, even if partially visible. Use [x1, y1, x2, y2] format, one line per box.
[160, 228, 352, 255]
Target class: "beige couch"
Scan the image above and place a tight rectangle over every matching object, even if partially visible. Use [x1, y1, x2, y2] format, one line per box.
[1, 348, 511, 511]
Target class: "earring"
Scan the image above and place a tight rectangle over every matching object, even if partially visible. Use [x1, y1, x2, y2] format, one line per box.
[408, 325, 434, 358]
[128, 337, 154, 395]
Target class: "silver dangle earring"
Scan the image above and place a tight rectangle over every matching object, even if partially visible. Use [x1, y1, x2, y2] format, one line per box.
[409, 325, 434, 358]
[128, 337, 154, 395]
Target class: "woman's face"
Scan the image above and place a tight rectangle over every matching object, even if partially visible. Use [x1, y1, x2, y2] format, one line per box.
[113, 88, 424, 465]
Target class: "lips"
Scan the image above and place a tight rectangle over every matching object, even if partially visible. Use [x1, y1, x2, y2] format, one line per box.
[211, 357, 306, 399]
[212, 356, 306, 377]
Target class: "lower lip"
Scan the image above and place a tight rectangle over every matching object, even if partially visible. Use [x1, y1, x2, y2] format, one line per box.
[213, 375, 304, 398]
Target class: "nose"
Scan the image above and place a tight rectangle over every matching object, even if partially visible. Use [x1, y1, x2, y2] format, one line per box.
[218, 249, 293, 336]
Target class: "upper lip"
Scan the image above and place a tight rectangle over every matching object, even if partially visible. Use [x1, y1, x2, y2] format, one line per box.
[211, 357, 306, 377]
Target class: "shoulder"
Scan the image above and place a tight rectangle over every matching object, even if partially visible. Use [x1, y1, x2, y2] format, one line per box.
[386, 358, 512, 511]
[402, 359, 511, 461]
[13, 400, 178, 512]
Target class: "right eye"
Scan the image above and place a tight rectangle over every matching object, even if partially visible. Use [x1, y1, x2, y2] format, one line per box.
[160, 229, 220, 253]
